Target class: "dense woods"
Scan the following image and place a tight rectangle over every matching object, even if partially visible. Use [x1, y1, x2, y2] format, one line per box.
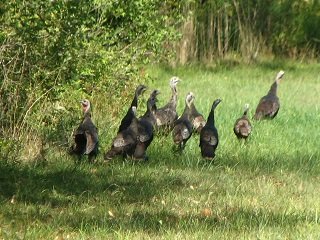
[1, 0, 320, 160]
[177, 0, 320, 63]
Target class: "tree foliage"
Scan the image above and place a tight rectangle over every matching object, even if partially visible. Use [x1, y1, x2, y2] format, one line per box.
[177, 0, 320, 63]
[0, 0, 182, 160]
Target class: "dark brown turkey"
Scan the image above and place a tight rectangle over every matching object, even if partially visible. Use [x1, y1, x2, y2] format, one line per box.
[133, 90, 159, 161]
[234, 104, 252, 139]
[70, 99, 99, 163]
[105, 91, 159, 161]
[118, 84, 147, 133]
[189, 95, 206, 133]
[199, 99, 222, 160]
[172, 92, 194, 151]
[254, 71, 284, 120]
[105, 106, 139, 160]
[155, 76, 180, 131]
[140, 90, 160, 127]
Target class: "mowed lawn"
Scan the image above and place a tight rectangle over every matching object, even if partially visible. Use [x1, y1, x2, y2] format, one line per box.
[1, 61, 320, 239]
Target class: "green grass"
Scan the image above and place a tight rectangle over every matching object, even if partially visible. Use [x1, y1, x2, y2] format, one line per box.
[1, 60, 320, 239]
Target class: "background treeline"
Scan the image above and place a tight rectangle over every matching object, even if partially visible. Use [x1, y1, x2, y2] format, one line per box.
[177, 0, 320, 64]
[1, 0, 319, 161]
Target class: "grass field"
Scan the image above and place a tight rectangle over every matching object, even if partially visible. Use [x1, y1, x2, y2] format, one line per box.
[1, 60, 320, 239]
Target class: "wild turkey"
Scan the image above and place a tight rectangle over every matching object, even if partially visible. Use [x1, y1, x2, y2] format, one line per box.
[199, 99, 222, 160]
[140, 90, 160, 127]
[234, 104, 252, 139]
[118, 84, 147, 133]
[155, 76, 180, 131]
[133, 90, 159, 160]
[105, 92, 159, 161]
[70, 99, 99, 163]
[172, 92, 194, 151]
[254, 71, 284, 120]
[189, 95, 206, 133]
[105, 106, 139, 160]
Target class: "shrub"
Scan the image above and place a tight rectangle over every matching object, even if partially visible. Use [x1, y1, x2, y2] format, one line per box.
[0, 0, 182, 161]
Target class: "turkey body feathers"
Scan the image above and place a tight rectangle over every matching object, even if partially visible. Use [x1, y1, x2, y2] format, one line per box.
[199, 99, 221, 160]
[105, 109, 139, 160]
[133, 118, 154, 160]
[155, 108, 178, 128]
[254, 96, 279, 120]
[254, 71, 284, 120]
[234, 104, 252, 139]
[190, 102, 206, 133]
[71, 100, 99, 162]
[155, 77, 180, 131]
[172, 118, 193, 147]
[105, 91, 158, 161]
[200, 128, 218, 159]
[133, 91, 159, 160]
[172, 92, 194, 150]
[234, 118, 251, 139]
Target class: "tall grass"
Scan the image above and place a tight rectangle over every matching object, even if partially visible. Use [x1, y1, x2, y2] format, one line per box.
[1, 61, 320, 239]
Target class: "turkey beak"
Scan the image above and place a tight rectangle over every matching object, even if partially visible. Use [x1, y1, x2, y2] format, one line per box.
[172, 78, 180, 85]
[142, 86, 148, 93]
[277, 71, 285, 80]
[280, 70, 285, 77]
[154, 90, 160, 101]
[80, 100, 88, 107]
[152, 90, 160, 96]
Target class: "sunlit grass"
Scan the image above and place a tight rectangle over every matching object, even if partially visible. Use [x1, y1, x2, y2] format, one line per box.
[1, 60, 320, 239]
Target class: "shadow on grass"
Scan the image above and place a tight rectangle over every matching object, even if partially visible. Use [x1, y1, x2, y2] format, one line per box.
[0, 152, 318, 235]
[0, 160, 187, 207]
[56, 206, 316, 233]
[127, 207, 313, 232]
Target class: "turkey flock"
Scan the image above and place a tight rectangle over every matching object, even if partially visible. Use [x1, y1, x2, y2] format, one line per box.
[70, 71, 285, 163]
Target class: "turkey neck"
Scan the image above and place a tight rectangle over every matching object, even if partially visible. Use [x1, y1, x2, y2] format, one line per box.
[169, 85, 177, 108]
[243, 107, 249, 116]
[207, 102, 219, 125]
[182, 97, 194, 119]
[143, 99, 154, 118]
[190, 102, 199, 116]
[207, 107, 215, 125]
[267, 81, 278, 96]
[83, 111, 92, 121]
[131, 91, 139, 108]
[181, 103, 191, 119]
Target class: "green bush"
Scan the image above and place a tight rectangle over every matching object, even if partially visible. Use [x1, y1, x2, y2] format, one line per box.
[0, 0, 182, 161]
